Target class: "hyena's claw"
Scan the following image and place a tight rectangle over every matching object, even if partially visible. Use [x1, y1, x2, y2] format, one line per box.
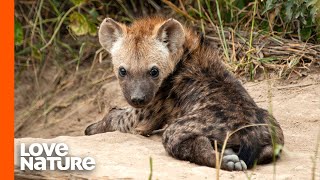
[222, 154, 247, 171]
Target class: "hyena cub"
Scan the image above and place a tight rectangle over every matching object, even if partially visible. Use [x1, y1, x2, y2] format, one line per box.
[85, 17, 284, 171]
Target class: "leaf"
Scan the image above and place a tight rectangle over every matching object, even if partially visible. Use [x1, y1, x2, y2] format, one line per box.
[263, 0, 276, 13]
[300, 27, 312, 41]
[306, 0, 317, 7]
[293, 6, 303, 19]
[14, 18, 23, 46]
[285, 1, 293, 21]
[317, 30, 320, 42]
[31, 46, 42, 60]
[311, 7, 316, 21]
[69, 12, 89, 36]
[310, 3, 319, 22]
[88, 8, 99, 20]
[88, 22, 97, 36]
[70, 0, 86, 6]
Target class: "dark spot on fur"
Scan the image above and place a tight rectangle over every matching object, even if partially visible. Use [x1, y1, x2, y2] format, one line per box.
[201, 67, 210, 75]
[215, 111, 226, 120]
[180, 130, 190, 135]
[177, 119, 188, 126]
[157, 106, 165, 114]
[174, 99, 183, 108]
[182, 77, 196, 85]
[146, 110, 154, 120]
[232, 122, 245, 130]
[200, 98, 206, 104]
[208, 80, 223, 89]
[163, 136, 169, 144]
[209, 104, 223, 112]
[227, 104, 236, 112]
[243, 110, 252, 117]
[223, 71, 229, 78]
[221, 116, 229, 122]
[256, 109, 266, 123]
[117, 118, 122, 125]
[139, 114, 144, 121]
[184, 49, 192, 60]
[169, 91, 178, 100]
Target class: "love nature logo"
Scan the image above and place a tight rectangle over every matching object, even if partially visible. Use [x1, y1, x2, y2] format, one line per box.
[19, 143, 95, 171]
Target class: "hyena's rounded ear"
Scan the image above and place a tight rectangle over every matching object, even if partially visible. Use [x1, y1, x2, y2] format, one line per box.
[99, 18, 126, 52]
[155, 18, 185, 53]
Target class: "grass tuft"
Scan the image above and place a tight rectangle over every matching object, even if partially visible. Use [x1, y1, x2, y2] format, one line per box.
[149, 157, 153, 180]
[15, 0, 320, 83]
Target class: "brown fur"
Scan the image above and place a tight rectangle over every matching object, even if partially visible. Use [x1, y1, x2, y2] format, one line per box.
[85, 17, 284, 171]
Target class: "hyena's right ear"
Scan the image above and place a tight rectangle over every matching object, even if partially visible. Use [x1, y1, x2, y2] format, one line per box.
[155, 18, 185, 54]
[99, 18, 126, 52]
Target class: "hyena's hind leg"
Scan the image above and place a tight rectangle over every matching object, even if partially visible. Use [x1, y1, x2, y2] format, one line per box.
[85, 107, 137, 135]
[256, 111, 285, 164]
[257, 133, 284, 164]
[162, 116, 247, 171]
[256, 145, 278, 164]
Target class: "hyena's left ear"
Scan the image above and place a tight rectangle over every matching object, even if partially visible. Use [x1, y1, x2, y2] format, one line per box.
[99, 18, 126, 52]
[155, 18, 185, 53]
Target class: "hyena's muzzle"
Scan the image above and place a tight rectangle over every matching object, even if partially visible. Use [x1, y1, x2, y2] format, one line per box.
[121, 78, 157, 108]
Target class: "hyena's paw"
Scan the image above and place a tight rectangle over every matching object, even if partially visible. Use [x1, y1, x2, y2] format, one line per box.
[132, 126, 153, 136]
[85, 121, 104, 135]
[221, 154, 247, 171]
[85, 107, 135, 135]
[84, 107, 121, 135]
[223, 148, 236, 156]
[84, 115, 114, 135]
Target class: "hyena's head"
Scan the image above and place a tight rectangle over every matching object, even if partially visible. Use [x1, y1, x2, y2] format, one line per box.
[98, 17, 186, 108]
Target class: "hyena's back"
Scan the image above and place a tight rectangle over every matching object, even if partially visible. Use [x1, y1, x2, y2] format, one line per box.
[156, 47, 284, 168]
[85, 17, 284, 171]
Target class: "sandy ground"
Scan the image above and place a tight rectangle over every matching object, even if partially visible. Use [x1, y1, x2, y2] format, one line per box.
[14, 70, 320, 179]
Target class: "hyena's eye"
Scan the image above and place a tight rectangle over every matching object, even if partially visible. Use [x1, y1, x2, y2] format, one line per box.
[150, 67, 159, 78]
[118, 67, 127, 77]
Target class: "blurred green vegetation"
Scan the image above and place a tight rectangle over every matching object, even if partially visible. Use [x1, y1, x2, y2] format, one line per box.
[14, 0, 320, 79]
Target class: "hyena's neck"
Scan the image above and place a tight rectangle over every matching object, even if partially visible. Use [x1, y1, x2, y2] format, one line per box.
[134, 30, 228, 132]
[146, 37, 201, 104]
[135, 40, 198, 132]
[156, 35, 200, 97]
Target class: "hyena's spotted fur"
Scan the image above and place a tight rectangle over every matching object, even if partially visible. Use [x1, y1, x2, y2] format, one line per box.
[85, 17, 284, 171]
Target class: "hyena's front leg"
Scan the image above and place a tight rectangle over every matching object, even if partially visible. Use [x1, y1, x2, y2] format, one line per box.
[162, 116, 247, 171]
[85, 107, 137, 135]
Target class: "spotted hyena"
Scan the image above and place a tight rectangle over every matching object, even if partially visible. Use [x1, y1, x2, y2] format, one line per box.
[85, 17, 284, 171]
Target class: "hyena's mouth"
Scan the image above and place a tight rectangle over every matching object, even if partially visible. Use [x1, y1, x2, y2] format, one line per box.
[127, 98, 152, 108]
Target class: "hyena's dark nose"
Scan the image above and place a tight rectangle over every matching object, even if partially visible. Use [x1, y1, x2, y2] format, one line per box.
[131, 96, 145, 106]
